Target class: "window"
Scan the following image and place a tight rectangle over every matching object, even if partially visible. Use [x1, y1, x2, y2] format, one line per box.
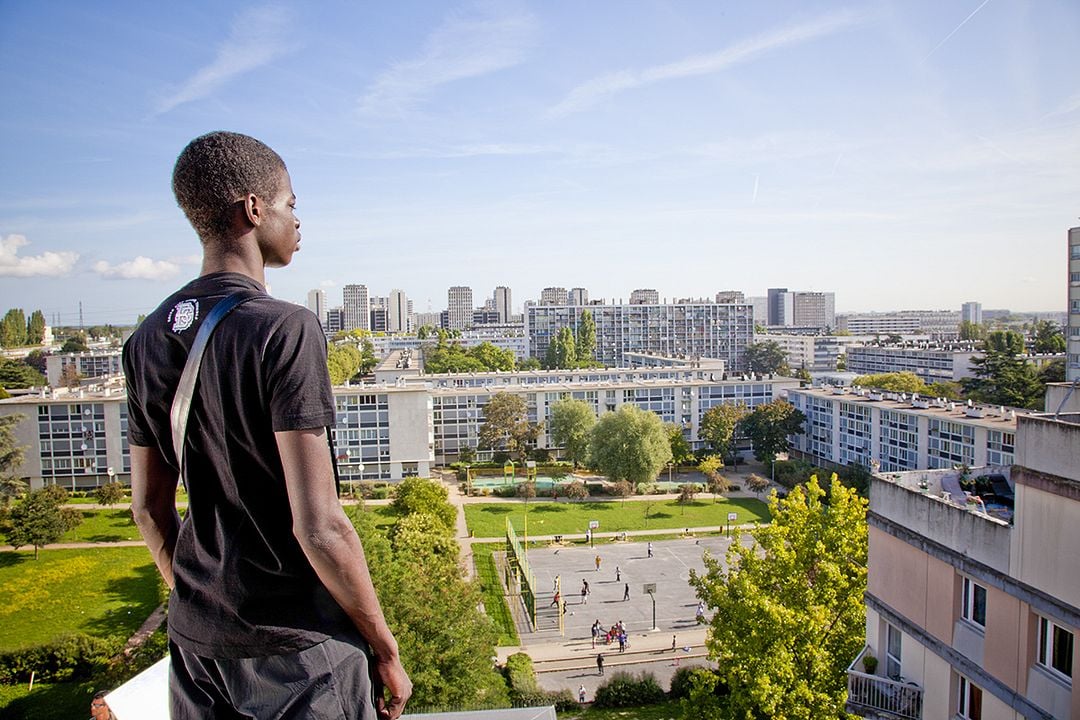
[886, 623, 902, 679]
[962, 577, 986, 628]
[1037, 616, 1074, 681]
[958, 675, 982, 719]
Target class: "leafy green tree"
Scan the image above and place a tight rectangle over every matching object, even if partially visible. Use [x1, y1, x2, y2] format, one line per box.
[746, 474, 770, 498]
[26, 310, 46, 344]
[744, 341, 787, 374]
[548, 399, 595, 468]
[678, 483, 698, 507]
[326, 343, 362, 385]
[1032, 320, 1066, 354]
[2, 487, 82, 558]
[60, 333, 89, 353]
[962, 330, 1043, 409]
[518, 357, 542, 370]
[575, 309, 597, 366]
[423, 339, 486, 374]
[469, 342, 516, 371]
[667, 424, 695, 466]
[698, 455, 728, 501]
[24, 349, 46, 374]
[1039, 358, 1066, 385]
[925, 380, 964, 400]
[545, 326, 577, 369]
[740, 399, 806, 464]
[688, 476, 867, 719]
[390, 476, 457, 531]
[958, 320, 987, 341]
[350, 510, 508, 710]
[699, 403, 747, 461]
[94, 481, 126, 507]
[478, 392, 540, 462]
[357, 338, 377, 376]
[611, 479, 632, 503]
[0, 358, 46, 389]
[0, 414, 27, 507]
[588, 404, 672, 484]
[0, 309, 27, 348]
[854, 371, 926, 394]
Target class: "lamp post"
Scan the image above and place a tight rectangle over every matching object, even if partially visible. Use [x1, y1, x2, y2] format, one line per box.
[107, 466, 115, 490]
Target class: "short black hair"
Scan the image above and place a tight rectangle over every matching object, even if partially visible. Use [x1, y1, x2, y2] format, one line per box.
[172, 131, 286, 242]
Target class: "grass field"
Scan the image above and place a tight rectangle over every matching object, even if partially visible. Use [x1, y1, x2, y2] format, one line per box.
[471, 543, 519, 646]
[558, 700, 683, 719]
[60, 509, 141, 543]
[0, 546, 166, 651]
[464, 497, 770, 538]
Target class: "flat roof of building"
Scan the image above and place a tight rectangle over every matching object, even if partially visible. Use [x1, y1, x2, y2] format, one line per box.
[792, 385, 1024, 431]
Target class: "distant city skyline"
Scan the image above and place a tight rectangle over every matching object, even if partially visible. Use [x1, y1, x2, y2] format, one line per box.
[1, 2, 1078, 324]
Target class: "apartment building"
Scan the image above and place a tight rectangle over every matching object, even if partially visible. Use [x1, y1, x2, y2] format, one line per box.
[758, 333, 875, 372]
[387, 289, 411, 333]
[962, 301, 983, 326]
[837, 311, 962, 340]
[306, 289, 327, 328]
[45, 350, 123, 386]
[629, 288, 660, 305]
[540, 287, 569, 305]
[526, 301, 754, 370]
[767, 288, 836, 329]
[421, 365, 799, 463]
[494, 286, 512, 323]
[447, 286, 473, 330]
[568, 287, 589, 306]
[1068, 227, 1080, 382]
[846, 345, 979, 384]
[848, 412, 1079, 720]
[788, 386, 1021, 472]
[342, 284, 370, 332]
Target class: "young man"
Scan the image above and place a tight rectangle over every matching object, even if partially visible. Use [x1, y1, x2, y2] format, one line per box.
[124, 132, 410, 719]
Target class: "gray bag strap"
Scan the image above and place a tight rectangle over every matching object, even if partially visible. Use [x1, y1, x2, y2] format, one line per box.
[169, 290, 262, 476]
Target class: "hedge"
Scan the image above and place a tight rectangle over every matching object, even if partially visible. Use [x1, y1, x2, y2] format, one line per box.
[0, 634, 117, 684]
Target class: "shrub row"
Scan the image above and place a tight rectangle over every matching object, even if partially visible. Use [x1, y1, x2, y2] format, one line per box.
[0, 633, 118, 684]
[501, 652, 578, 711]
[593, 671, 666, 707]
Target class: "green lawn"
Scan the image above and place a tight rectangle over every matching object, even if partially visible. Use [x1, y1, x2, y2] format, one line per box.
[0, 546, 166, 651]
[345, 503, 399, 531]
[464, 497, 770, 538]
[0, 680, 99, 720]
[559, 700, 683, 719]
[60, 509, 141, 543]
[471, 543, 519, 646]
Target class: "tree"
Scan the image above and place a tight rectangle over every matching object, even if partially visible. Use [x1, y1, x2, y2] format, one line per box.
[23, 349, 46, 374]
[60, 363, 82, 388]
[545, 326, 577, 370]
[95, 481, 126, 507]
[518, 357, 542, 370]
[678, 483, 698, 508]
[575, 309, 597, 366]
[853, 371, 926, 394]
[3, 487, 83, 558]
[740, 399, 806, 464]
[611, 479, 632, 503]
[0, 309, 27, 348]
[517, 480, 537, 503]
[26, 310, 46, 344]
[0, 358, 46, 390]
[1032, 320, 1066, 354]
[350, 507, 508, 710]
[688, 476, 867, 719]
[390, 476, 457, 531]
[588, 404, 672, 484]
[564, 481, 588, 502]
[548, 399, 595, 468]
[469, 342, 516, 372]
[0, 414, 27, 507]
[60, 333, 89, 353]
[746, 474, 770, 498]
[962, 330, 1043, 409]
[326, 343, 362, 385]
[478, 392, 540, 462]
[925, 380, 964, 401]
[1039, 358, 1066, 385]
[958, 320, 987, 341]
[698, 403, 747, 461]
[357, 338, 377, 376]
[666, 424, 695, 467]
[744, 341, 787, 374]
[698, 455, 729, 501]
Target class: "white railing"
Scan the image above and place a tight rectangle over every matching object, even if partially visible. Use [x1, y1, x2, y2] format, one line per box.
[846, 646, 922, 719]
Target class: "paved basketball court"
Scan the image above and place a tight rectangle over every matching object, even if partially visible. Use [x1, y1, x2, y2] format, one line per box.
[520, 534, 747, 642]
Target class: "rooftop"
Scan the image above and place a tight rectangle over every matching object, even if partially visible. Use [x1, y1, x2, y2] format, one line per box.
[793, 385, 1025, 431]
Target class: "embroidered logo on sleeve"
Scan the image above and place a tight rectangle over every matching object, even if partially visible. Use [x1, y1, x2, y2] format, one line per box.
[168, 299, 199, 333]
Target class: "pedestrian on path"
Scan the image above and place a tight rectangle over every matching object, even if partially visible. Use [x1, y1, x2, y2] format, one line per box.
[550, 590, 560, 608]
[696, 600, 706, 623]
[647, 542, 653, 558]
[595, 554, 602, 571]
[596, 653, 605, 676]
[578, 685, 586, 703]
[581, 579, 590, 605]
[615, 566, 620, 581]
[553, 575, 560, 593]
[562, 600, 568, 616]
[623, 583, 630, 601]
[671, 634, 677, 652]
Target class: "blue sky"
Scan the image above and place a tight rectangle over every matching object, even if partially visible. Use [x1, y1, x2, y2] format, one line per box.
[1, 1, 1078, 324]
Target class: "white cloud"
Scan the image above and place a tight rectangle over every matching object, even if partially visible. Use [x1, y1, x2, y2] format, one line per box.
[358, 6, 537, 117]
[93, 257, 181, 281]
[548, 10, 863, 118]
[319, 279, 336, 288]
[0, 234, 79, 277]
[155, 5, 296, 114]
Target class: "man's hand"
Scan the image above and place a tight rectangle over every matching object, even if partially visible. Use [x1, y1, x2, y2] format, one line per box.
[374, 654, 412, 720]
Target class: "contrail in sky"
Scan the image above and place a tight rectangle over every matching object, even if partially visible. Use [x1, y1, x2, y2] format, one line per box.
[923, 0, 991, 62]
[752, 174, 760, 203]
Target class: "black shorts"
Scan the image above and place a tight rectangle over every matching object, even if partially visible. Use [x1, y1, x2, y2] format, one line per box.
[169, 628, 377, 719]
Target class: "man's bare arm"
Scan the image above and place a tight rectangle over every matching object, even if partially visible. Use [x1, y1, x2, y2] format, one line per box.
[130, 444, 181, 589]
[276, 427, 412, 720]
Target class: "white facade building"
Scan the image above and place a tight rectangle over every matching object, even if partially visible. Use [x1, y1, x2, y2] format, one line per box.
[306, 289, 327, 328]
[388, 289, 411, 333]
[1068, 227, 1080, 381]
[788, 386, 1021, 473]
[343, 284, 370, 332]
[540, 287, 569, 305]
[494, 286, 512, 324]
[961, 301, 983, 326]
[837, 310, 962, 340]
[45, 350, 123, 387]
[447, 286, 473, 330]
[846, 345, 979, 383]
[629, 288, 660, 305]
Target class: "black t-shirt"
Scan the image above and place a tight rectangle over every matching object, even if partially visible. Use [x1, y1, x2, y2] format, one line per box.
[123, 272, 349, 658]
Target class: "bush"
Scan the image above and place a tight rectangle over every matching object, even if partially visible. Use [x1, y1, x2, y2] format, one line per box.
[593, 671, 666, 708]
[503, 652, 539, 699]
[0, 633, 117, 684]
[669, 666, 717, 698]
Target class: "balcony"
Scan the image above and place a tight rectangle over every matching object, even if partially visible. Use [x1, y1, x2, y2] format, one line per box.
[845, 646, 923, 720]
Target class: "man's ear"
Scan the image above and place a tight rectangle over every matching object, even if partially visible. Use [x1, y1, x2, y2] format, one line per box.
[243, 193, 262, 227]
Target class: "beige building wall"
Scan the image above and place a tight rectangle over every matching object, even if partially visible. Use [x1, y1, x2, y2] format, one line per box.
[1010, 482, 1080, 608]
